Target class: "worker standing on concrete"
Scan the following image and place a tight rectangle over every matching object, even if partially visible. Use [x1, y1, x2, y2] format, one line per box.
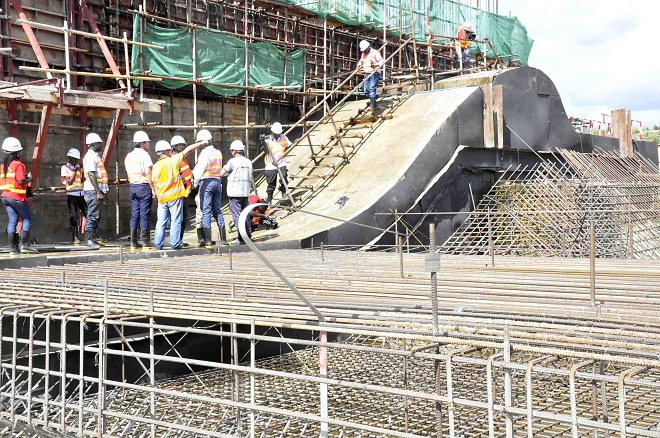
[82, 133, 108, 249]
[219, 140, 253, 245]
[192, 129, 228, 247]
[124, 131, 155, 250]
[1, 137, 37, 255]
[152, 138, 208, 250]
[171, 135, 192, 246]
[264, 122, 289, 205]
[60, 148, 87, 245]
[455, 21, 476, 70]
[357, 40, 383, 112]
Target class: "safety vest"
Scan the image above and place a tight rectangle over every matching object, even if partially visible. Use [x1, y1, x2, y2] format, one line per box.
[125, 150, 149, 184]
[85, 159, 108, 185]
[202, 148, 223, 178]
[153, 155, 186, 204]
[62, 164, 83, 192]
[359, 49, 381, 74]
[179, 157, 192, 189]
[265, 137, 287, 166]
[456, 27, 470, 49]
[0, 160, 27, 196]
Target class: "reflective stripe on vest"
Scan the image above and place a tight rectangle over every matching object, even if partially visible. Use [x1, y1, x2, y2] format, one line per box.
[153, 156, 186, 204]
[63, 165, 83, 192]
[0, 161, 27, 195]
[360, 50, 380, 74]
[84, 159, 109, 185]
[202, 148, 223, 178]
[125, 151, 148, 184]
[179, 158, 192, 188]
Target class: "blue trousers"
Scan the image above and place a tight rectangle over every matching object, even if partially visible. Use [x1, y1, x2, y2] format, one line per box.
[2, 197, 31, 233]
[363, 72, 380, 99]
[83, 191, 102, 233]
[199, 178, 224, 228]
[154, 198, 183, 250]
[228, 197, 251, 241]
[129, 183, 152, 229]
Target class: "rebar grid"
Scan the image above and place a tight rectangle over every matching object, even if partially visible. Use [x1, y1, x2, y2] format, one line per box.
[441, 149, 660, 258]
[0, 250, 660, 436]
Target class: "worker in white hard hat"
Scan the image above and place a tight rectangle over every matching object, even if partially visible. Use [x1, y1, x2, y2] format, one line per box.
[191, 129, 228, 247]
[124, 130, 155, 250]
[1, 136, 37, 255]
[219, 140, 254, 245]
[455, 21, 476, 71]
[151, 137, 209, 250]
[264, 122, 290, 205]
[82, 132, 109, 249]
[356, 39, 383, 112]
[170, 135, 193, 246]
[60, 148, 87, 245]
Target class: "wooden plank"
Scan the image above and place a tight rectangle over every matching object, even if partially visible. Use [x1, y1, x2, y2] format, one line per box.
[481, 82, 495, 149]
[494, 84, 504, 149]
[612, 109, 632, 157]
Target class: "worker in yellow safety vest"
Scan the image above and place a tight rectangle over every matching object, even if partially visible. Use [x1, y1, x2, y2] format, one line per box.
[60, 148, 86, 245]
[264, 122, 290, 205]
[152, 138, 208, 250]
[124, 130, 156, 250]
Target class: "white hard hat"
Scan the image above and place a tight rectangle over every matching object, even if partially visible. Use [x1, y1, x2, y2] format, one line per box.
[66, 148, 81, 159]
[230, 140, 245, 151]
[271, 122, 283, 135]
[155, 140, 171, 153]
[463, 21, 474, 32]
[85, 133, 102, 145]
[133, 131, 150, 144]
[359, 40, 370, 52]
[1, 137, 22, 152]
[171, 135, 186, 146]
[196, 129, 212, 142]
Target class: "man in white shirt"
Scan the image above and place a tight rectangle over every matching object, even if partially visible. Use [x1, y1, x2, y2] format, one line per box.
[124, 130, 155, 249]
[219, 140, 253, 244]
[82, 132, 109, 249]
[264, 122, 290, 205]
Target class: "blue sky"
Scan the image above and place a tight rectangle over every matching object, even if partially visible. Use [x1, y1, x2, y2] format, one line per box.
[498, 0, 660, 129]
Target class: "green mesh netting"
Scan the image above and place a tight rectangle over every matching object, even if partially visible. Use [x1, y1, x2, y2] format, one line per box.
[130, 16, 305, 96]
[278, 0, 533, 65]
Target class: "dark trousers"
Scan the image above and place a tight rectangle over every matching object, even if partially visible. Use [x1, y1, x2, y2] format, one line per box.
[179, 195, 190, 241]
[67, 194, 87, 228]
[228, 197, 251, 241]
[129, 183, 152, 229]
[83, 191, 102, 233]
[265, 166, 288, 198]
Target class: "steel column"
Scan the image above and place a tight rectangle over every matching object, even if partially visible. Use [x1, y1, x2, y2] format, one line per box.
[30, 102, 53, 186]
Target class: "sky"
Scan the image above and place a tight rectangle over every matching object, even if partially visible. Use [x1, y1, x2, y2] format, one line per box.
[497, 0, 660, 130]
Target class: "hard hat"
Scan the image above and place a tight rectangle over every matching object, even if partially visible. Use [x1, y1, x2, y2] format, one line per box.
[171, 135, 186, 147]
[1, 137, 22, 152]
[230, 140, 245, 151]
[86, 132, 102, 145]
[463, 21, 474, 32]
[66, 148, 81, 159]
[196, 129, 212, 142]
[271, 122, 283, 135]
[359, 40, 370, 52]
[133, 131, 150, 144]
[155, 140, 171, 153]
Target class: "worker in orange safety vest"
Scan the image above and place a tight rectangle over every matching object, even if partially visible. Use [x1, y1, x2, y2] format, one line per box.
[455, 21, 476, 70]
[171, 135, 193, 246]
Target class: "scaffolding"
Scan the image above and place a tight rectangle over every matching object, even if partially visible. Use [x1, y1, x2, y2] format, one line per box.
[441, 149, 660, 258]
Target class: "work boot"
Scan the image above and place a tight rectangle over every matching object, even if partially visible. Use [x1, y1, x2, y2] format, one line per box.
[7, 233, 19, 256]
[202, 227, 213, 247]
[266, 194, 273, 205]
[19, 231, 38, 254]
[370, 97, 378, 111]
[218, 226, 228, 246]
[130, 228, 141, 250]
[196, 228, 204, 247]
[71, 226, 81, 245]
[93, 232, 107, 246]
[84, 232, 100, 249]
[140, 228, 154, 250]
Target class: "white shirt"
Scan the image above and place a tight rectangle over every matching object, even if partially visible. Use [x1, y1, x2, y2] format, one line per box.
[192, 145, 219, 183]
[265, 134, 290, 171]
[223, 155, 253, 197]
[124, 148, 153, 184]
[83, 150, 108, 193]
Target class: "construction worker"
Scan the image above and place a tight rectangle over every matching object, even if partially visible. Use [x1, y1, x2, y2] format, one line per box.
[152, 138, 208, 250]
[1, 137, 37, 255]
[60, 148, 86, 245]
[455, 21, 476, 70]
[357, 40, 383, 111]
[171, 135, 192, 246]
[191, 129, 228, 247]
[82, 132, 108, 249]
[124, 131, 155, 249]
[219, 140, 253, 245]
[265, 122, 290, 205]
[248, 193, 276, 231]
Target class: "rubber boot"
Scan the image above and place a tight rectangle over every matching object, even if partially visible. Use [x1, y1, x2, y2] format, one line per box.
[140, 228, 154, 250]
[370, 97, 378, 111]
[130, 228, 141, 250]
[196, 228, 204, 247]
[7, 233, 19, 256]
[84, 232, 100, 249]
[71, 226, 81, 245]
[19, 231, 38, 254]
[218, 226, 228, 246]
[266, 193, 273, 205]
[202, 227, 213, 247]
